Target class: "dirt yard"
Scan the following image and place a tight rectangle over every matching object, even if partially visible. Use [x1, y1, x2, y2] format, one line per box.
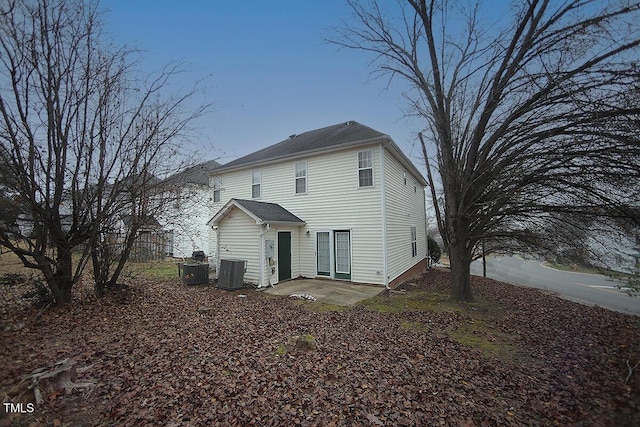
[1, 267, 639, 426]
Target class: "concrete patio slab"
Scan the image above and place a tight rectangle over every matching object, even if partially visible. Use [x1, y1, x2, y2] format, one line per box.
[262, 279, 384, 306]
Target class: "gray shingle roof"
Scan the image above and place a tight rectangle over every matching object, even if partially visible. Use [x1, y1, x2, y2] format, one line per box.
[217, 121, 386, 171]
[232, 199, 304, 224]
[209, 198, 305, 226]
[163, 159, 221, 186]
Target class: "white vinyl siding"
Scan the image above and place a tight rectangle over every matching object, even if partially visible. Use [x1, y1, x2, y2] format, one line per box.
[358, 150, 374, 187]
[216, 209, 261, 284]
[384, 148, 427, 283]
[251, 170, 261, 199]
[209, 141, 428, 286]
[209, 144, 384, 285]
[295, 161, 307, 194]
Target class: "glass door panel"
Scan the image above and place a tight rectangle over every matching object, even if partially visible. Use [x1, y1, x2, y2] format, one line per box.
[317, 232, 330, 276]
[335, 231, 351, 280]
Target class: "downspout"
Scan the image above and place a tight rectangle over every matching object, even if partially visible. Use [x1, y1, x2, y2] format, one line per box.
[214, 225, 220, 273]
[380, 141, 389, 289]
[426, 214, 430, 268]
[425, 187, 430, 269]
[259, 223, 271, 288]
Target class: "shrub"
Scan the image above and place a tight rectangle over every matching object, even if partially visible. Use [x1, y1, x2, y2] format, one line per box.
[0, 273, 25, 286]
[428, 236, 441, 264]
[21, 279, 53, 306]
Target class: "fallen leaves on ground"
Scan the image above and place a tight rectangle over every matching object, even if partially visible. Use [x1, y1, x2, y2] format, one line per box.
[1, 268, 639, 426]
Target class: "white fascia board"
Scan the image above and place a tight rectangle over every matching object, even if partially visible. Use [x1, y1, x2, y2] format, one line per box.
[209, 199, 262, 225]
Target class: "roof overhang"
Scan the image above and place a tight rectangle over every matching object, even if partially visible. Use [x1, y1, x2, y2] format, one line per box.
[207, 199, 306, 227]
[212, 135, 389, 175]
[211, 135, 428, 188]
[383, 139, 428, 187]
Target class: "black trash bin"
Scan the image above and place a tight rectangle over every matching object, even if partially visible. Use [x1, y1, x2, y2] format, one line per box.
[182, 263, 209, 285]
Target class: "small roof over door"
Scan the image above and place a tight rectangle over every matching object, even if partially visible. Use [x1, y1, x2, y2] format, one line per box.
[208, 199, 305, 226]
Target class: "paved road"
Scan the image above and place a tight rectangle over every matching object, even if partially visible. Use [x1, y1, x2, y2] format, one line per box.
[469, 256, 640, 316]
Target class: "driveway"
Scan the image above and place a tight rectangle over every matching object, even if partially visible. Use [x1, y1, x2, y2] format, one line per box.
[262, 279, 383, 306]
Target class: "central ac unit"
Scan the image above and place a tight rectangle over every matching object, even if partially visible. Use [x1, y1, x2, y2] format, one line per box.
[217, 259, 247, 290]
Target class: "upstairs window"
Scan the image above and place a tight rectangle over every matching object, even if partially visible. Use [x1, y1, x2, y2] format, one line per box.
[358, 150, 373, 187]
[295, 161, 307, 194]
[411, 226, 417, 257]
[212, 177, 221, 203]
[251, 170, 261, 199]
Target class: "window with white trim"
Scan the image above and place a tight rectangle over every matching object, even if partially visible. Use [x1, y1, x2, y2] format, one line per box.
[358, 150, 373, 187]
[212, 177, 221, 202]
[411, 226, 417, 257]
[295, 161, 307, 194]
[251, 170, 261, 199]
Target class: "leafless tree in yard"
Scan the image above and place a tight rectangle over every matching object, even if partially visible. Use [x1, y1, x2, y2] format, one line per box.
[0, 0, 207, 304]
[331, 0, 640, 301]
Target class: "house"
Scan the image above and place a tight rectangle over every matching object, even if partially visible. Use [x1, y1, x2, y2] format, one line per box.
[207, 121, 428, 288]
[159, 159, 221, 258]
[119, 215, 165, 262]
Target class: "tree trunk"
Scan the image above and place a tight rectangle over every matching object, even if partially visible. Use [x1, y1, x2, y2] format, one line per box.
[52, 244, 74, 305]
[448, 240, 473, 302]
[92, 249, 107, 298]
[52, 283, 73, 305]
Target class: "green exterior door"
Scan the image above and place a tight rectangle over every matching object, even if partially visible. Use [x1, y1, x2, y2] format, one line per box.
[278, 231, 292, 281]
[334, 230, 351, 280]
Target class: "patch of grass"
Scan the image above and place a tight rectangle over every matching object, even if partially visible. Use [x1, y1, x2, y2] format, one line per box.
[361, 289, 462, 314]
[362, 288, 520, 361]
[448, 319, 519, 361]
[275, 343, 287, 356]
[399, 320, 429, 332]
[0, 249, 27, 274]
[126, 260, 183, 279]
[545, 261, 617, 276]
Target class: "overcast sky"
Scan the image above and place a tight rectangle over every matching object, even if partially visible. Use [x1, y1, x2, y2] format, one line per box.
[104, 0, 426, 168]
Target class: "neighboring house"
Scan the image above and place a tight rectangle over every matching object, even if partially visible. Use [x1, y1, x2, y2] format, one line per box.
[9, 206, 73, 240]
[159, 159, 221, 258]
[586, 214, 640, 274]
[207, 121, 428, 288]
[118, 215, 165, 262]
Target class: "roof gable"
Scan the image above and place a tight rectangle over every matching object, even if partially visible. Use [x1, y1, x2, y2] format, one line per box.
[217, 121, 386, 172]
[209, 198, 305, 226]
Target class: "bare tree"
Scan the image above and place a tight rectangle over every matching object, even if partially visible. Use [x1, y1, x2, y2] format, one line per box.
[332, 0, 640, 300]
[0, 0, 206, 304]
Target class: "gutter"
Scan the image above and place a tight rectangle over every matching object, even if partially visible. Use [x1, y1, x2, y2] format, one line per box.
[214, 225, 221, 274]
